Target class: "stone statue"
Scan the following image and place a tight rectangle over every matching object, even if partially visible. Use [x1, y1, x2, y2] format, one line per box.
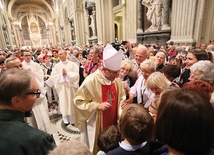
[90, 15, 95, 37]
[142, 0, 163, 31]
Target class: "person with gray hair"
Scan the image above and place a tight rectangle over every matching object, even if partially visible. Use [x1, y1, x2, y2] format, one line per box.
[5, 55, 53, 134]
[124, 59, 156, 108]
[0, 68, 56, 155]
[48, 140, 92, 155]
[189, 60, 214, 106]
[4, 56, 23, 69]
[189, 60, 214, 85]
[155, 49, 166, 73]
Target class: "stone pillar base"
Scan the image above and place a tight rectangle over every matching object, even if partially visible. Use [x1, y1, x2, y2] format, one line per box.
[168, 38, 196, 45]
[88, 38, 98, 44]
[137, 30, 171, 44]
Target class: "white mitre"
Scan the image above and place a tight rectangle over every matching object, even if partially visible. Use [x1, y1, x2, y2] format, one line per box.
[103, 44, 123, 70]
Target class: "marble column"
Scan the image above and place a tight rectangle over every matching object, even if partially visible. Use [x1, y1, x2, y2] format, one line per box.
[170, 0, 197, 43]
[137, 0, 143, 34]
[95, 0, 114, 44]
[72, 0, 86, 45]
[161, 0, 171, 30]
[125, 0, 137, 43]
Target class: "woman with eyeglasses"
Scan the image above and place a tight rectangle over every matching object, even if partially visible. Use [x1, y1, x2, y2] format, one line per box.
[123, 59, 156, 109]
[118, 60, 135, 98]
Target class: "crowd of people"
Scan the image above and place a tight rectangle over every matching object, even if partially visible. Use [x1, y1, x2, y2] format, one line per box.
[0, 40, 214, 155]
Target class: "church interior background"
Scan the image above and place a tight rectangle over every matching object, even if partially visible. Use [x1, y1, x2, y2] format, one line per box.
[0, 0, 214, 50]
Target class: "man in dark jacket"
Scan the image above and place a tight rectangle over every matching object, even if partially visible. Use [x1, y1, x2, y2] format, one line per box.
[0, 68, 56, 155]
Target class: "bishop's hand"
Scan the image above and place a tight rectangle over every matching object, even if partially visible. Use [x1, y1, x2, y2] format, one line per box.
[98, 102, 111, 111]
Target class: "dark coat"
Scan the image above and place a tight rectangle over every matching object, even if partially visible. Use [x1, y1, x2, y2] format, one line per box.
[0, 109, 56, 155]
[107, 140, 167, 155]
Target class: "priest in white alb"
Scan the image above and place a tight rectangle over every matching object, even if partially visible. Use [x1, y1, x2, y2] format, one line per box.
[73, 44, 126, 154]
[49, 49, 79, 126]
[22, 50, 52, 134]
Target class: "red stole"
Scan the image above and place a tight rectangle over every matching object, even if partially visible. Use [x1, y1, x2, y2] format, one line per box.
[101, 83, 117, 130]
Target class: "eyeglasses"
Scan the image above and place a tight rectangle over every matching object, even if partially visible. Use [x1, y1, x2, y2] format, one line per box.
[121, 68, 130, 72]
[106, 68, 120, 75]
[141, 69, 152, 75]
[26, 89, 41, 98]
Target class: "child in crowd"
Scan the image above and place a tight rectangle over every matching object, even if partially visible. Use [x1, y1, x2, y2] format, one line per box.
[107, 104, 164, 155]
[97, 125, 121, 155]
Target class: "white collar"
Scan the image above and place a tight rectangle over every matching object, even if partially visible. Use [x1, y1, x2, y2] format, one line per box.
[119, 140, 147, 151]
[61, 60, 68, 64]
[23, 60, 32, 64]
[99, 69, 112, 85]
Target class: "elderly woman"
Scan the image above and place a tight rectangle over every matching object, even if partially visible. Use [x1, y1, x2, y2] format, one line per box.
[189, 60, 214, 84]
[119, 60, 134, 96]
[146, 72, 171, 95]
[188, 60, 214, 106]
[123, 59, 156, 108]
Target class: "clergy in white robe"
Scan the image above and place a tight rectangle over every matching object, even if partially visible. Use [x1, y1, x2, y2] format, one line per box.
[73, 44, 126, 154]
[22, 50, 52, 134]
[49, 49, 79, 125]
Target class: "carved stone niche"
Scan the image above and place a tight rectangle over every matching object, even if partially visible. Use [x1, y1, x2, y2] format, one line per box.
[68, 16, 76, 41]
[137, 30, 171, 45]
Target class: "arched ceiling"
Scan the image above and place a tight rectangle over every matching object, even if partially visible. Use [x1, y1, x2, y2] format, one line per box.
[7, 0, 55, 24]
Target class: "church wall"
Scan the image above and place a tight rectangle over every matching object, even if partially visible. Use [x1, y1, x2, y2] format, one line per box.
[0, 0, 213, 49]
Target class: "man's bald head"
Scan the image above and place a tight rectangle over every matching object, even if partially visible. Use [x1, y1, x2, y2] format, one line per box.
[5, 56, 23, 69]
[135, 45, 148, 65]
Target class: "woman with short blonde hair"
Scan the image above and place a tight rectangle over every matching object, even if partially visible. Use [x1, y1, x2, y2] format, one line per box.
[119, 60, 135, 97]
[120, 60, 134, 78]
[146, 72, 171, 95]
